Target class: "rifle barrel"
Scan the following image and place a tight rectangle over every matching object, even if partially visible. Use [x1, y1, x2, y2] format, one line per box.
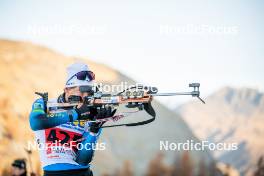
[151, 92, 198, 96]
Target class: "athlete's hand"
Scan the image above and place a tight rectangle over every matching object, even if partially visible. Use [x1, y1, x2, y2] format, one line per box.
[75, 104, 93, 120]
[89, 106, 116, 133]
[96, 106, 116, 119]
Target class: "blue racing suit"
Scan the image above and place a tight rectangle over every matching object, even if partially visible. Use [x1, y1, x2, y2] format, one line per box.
[29, 97, 101, 172]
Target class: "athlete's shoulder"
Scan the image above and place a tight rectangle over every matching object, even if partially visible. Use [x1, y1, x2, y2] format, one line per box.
[31, 98, 57, 109]
[32, 98, 44, 110]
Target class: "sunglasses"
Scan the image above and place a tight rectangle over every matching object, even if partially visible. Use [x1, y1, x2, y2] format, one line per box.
[66, 71, 95, 85]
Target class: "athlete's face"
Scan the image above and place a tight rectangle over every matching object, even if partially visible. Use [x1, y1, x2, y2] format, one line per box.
[64, 86, 89, 102]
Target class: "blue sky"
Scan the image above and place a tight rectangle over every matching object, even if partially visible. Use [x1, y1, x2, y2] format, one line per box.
[0, 0, 263, 107]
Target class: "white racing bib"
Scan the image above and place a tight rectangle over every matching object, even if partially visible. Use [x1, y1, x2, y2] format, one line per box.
[34, 98, 89, 168]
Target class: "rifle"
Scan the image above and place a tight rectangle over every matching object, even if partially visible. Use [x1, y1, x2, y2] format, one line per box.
[35, 83, 205, 128]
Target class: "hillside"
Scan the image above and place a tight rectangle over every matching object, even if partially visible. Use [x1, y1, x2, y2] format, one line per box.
[0, 39, 213, 175]
[176, 87, 264, 176]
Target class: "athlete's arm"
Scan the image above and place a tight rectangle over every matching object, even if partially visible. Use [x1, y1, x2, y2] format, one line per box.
[75, 128, 102, 165]
[29, 98, 78, 131]
[75, 107, 114, 166]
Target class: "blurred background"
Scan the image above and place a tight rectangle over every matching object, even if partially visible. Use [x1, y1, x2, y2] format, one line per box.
[0, 0, 263, 176]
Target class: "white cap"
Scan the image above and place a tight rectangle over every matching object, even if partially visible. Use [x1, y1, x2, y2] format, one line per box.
[65, 62, 94, 88]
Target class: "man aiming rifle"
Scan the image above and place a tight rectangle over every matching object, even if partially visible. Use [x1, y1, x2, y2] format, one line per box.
[29, 63, 115, 176]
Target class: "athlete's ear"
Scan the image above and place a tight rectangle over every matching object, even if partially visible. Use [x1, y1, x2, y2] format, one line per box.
[64, 88, 71, 97]
[64, 88, 70, 102]
[64, 88, 67, 93]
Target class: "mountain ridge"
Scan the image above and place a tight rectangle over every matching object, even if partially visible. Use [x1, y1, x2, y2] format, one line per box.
[176, 86, 264, 176]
